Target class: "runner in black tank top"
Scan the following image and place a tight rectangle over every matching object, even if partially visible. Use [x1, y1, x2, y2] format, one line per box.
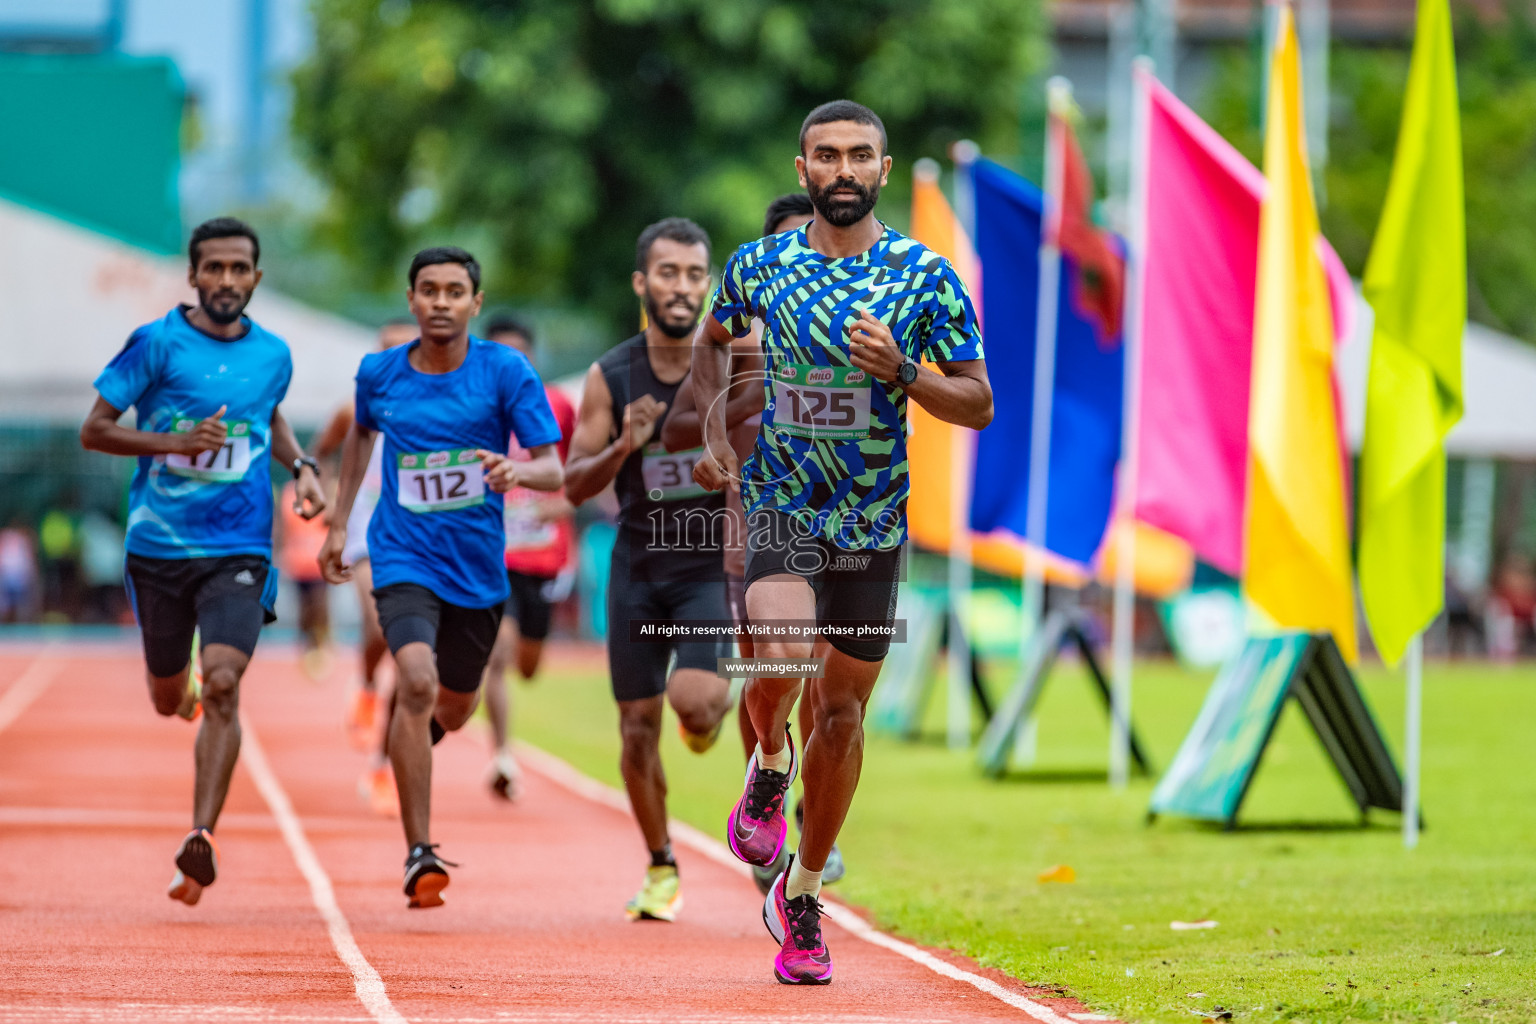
[599, 334, 727, 581]
[563, 219, 733, 923]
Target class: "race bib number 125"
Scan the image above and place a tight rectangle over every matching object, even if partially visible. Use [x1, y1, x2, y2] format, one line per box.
[769, 363, 873, 440]
[398, 448, 485, 513]
[165, 418, 252, 483]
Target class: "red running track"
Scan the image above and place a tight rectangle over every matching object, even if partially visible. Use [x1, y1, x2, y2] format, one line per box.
[0, 644, 1120, 1024]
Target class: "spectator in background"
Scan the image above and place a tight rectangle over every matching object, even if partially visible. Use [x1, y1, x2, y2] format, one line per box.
[38, 507, 82, 619]
[1488, 553, 1536, 659]
[0, 520, 40, 623]
[78, 512, 127, 623]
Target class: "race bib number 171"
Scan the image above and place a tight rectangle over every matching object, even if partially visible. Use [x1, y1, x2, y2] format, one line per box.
[398, 449, 485, 513]
[165, 418, 252, 482]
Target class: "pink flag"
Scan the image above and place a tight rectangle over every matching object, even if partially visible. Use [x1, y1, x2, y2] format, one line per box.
[1133, 68, 1352, 576]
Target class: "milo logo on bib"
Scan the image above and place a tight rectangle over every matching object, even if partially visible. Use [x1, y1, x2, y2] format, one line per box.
[769, 362, 873, 441]
[397, 448, 484, 513]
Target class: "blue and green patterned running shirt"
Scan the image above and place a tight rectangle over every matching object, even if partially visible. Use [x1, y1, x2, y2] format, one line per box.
[709, 222, 984, 551]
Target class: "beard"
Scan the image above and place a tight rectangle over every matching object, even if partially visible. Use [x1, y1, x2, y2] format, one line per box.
[645, 292, 700, 339]
[807, 174, 880, 227]
[197, 286, 251, 326]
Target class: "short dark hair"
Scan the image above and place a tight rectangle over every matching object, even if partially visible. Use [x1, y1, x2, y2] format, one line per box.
[799, 100, 887, 156]
[763, 193, 815, 237]
[408, 246, 481, 291]
[483, 312, 534, 346]
[635, 217, 710, 274]
[189, 216, 260, 268]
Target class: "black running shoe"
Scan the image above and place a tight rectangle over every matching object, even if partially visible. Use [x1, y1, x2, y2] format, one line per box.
[167, 827, 219, 906]
[403, 843, 457, 909]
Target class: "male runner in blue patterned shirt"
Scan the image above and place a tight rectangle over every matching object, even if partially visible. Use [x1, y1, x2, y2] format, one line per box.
[691, 101, 993, 984]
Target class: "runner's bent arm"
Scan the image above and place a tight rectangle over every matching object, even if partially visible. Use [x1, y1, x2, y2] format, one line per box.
[565, 362, 670, 506]
[317, 420, 376, 583]
[903, 359, 993, 430]
[848, 310, 993, 430]
[313, 402, 354, 461]
[269, 407, 326, 519]
[660, 342, 765, 452]
[79, 395, 226, 458]
[689, 316, 739, 491]
[480, 443, 561, 493]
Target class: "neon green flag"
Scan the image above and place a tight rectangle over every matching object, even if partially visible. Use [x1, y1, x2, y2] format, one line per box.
[1359, 0, 1465, 667]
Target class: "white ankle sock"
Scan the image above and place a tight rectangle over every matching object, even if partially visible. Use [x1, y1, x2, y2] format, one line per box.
[785, 857, 822, 900]
[756, 742, 791, 774]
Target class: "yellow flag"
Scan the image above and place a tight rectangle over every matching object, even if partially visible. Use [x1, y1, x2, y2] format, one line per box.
[1244, 8, 1357, 661]
[1358, 0, 1465, 666]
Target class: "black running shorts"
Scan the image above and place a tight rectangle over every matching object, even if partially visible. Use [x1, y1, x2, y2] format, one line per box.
[373, 583, 503, 694]
[606, 540, 729, 703]
[743, 509, 902, 663]
[124, 554, 276, 677]
[505, 569, 554, 642]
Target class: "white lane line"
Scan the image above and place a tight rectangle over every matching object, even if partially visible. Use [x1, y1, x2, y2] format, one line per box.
[239, 717, 408, 1024]
[0, 655, 60, 737]
[515, 743, 1090, 1024]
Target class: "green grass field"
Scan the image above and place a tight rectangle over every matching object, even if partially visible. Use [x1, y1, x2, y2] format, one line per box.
[510, 652, 1535, 1023]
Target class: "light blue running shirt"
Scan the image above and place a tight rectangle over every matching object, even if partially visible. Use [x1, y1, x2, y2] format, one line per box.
[354, 337, 560, 608]
[93, 305, 293, 561]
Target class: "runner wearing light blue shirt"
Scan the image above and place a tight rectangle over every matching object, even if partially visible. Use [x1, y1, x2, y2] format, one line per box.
[319, 246, 563, 909]
[81, 217, 326, 908]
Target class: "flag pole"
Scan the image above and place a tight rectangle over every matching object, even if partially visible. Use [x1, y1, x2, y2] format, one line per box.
[1109, 58, 1153, 790]
[1023, 78, 1070, 628]
[942, 146, 979, 750]
[1015, 78, 1070, 765]
[1403, 631, 1422, 848]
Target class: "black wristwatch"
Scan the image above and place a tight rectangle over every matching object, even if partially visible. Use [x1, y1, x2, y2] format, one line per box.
[292, 455, 320, 479]
[896, 358, 920, 387]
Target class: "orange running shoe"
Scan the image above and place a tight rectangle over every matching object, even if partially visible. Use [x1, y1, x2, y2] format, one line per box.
[359, 764, 399, 818]
[346, 687, 378, 751]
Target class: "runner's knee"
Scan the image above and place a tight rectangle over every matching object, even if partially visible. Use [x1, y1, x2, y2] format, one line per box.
[395, 663, 439, 714]
[148, 673, 185, 716]
[618, 703, 662, 758]
[434, 690, 476, 731]
[672, 698, 720, 737]
[200, 665, 241, 719]
[755, 637, 813, 661]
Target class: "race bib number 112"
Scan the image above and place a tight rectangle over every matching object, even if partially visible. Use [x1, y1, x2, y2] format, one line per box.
[398, 448, 485, 513]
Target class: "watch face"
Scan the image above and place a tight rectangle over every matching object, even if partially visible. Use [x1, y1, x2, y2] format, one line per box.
[900, 361, 918, 384]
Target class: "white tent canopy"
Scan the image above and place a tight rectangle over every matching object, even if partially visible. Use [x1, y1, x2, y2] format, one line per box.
[1338, 289, 1536, 459]
[0, 197, 374, 428]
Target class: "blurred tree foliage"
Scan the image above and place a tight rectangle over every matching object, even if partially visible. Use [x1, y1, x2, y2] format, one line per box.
[292, 0, 1047, 336]
[1202, 5, 1536, 340]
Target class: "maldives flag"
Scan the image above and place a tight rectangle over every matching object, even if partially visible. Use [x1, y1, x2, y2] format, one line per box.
[1048, 108, 1124, 345]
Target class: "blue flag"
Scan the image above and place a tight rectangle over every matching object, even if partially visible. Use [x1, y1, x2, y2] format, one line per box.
[967, 158, 1124, 566]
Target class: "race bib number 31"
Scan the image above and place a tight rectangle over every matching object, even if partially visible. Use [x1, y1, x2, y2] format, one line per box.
[166, 418, 252, 482]
[398, 448, 484, 513]
[769, 363, 873, 440]
[642, 443, 708, 501]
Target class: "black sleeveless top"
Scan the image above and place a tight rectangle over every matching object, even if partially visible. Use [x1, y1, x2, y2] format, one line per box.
[598, 334, 724, 577]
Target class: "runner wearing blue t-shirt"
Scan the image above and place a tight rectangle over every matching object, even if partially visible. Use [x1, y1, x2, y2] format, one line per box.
[319, 247, 563, 909]
[81, 217, 326, 907]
